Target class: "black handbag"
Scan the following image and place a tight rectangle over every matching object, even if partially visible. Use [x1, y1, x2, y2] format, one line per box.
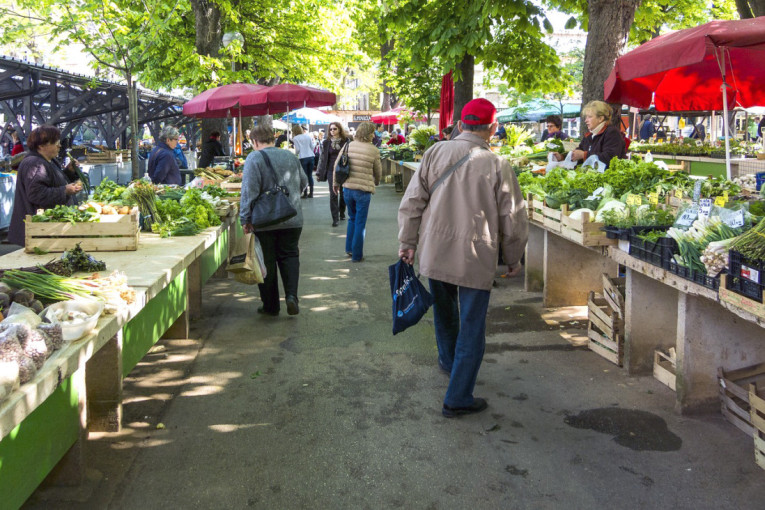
[334, 142, 351, 185]
[249, 150, 298, 229]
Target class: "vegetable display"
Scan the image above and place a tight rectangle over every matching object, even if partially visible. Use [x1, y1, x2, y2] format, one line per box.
[31, 205, 99, 224]
[729, 217, 765, 261]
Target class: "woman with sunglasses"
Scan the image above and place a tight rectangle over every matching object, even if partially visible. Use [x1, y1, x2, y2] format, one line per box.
[316, 122, 348, 227]
[8, 125, 82, 246]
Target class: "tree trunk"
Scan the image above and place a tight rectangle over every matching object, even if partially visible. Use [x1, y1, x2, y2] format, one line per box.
[735, 0, 754, 18]
[381, 39, 394, 111]
[753, 0, 765, 16]
[126, 73, 140, 180]
[191, 0, 228, 155]
[453, 54, 474, 123]
[581, 0, 641, 109]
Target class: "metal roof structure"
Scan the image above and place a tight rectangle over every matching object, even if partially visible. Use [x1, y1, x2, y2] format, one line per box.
[0, 55, 193, 148]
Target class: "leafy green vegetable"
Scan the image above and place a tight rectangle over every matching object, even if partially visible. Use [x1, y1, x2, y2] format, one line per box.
[31, 205, 100, 224]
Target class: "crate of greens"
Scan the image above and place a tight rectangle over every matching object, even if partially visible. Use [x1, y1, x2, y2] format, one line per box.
[25, 204, 139, 253]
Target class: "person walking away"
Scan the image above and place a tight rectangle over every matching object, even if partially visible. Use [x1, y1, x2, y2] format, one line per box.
[198, 131, 226, 168]
[292, 125, 316, 198]
[397, 98, 528, 418]
[316, 121, 348, 227]
[275, 129, 289, 149]
[689, 118, 707, 142]
[240, 122, 308, 316]
[147, 126, 182, 185]
[540, 115, 568, 141]
[8, 125, 82, 246]
[173, 142, 188, 170]
[335, 121, 381, 262]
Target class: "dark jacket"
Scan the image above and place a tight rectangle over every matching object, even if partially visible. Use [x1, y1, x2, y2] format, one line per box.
[316, 139, 346, 181]
[639, 120, 655, 140]
[576, 124, 626, 168]
[541, 130, 568, 141]
[198, 138, 225, 168]
[8, 151, 75, 245]
[148, 141, 181, 185]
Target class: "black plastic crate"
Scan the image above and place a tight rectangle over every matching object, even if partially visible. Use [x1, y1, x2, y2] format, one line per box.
[729, 250, 764, 284]
[691, 270, 720, 290]
[726, 275, 764, 303]
[668, 260, 692, 279]
[603, 226, 630, 240]
[629, 237, 663, 267]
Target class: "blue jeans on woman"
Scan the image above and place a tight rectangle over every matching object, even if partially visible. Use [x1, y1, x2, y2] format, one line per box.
[342, 187, 371, 261]
[428, 278, 491, 408]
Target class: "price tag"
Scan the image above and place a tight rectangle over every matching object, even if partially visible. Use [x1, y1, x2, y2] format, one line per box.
[674, 189, 684, 200]
[693, 180, 703, 203]
[676, 205, 698, 227]
[699, 198, 712, 218]
[626, 194, 642, 206]
[714, 196, 727, 206]
[649, 192, 659, 205]
[720, 208, 745, 228]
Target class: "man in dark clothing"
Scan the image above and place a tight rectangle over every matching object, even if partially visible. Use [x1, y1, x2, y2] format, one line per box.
[689, 118, 707, 142]
[639, 116, 655, 140]
[757, 117, 765, 141]
[198, 131, 225, 168]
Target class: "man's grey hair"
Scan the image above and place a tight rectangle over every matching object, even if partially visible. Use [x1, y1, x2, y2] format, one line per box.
[461, 123, 492, 132]
[159, 126, 180, 143]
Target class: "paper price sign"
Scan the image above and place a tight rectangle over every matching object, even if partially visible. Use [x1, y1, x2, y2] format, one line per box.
[626, 194, 642, 206]
[722, 209, 745, 228]
[693, 180, 703, 203]
[676, 206, 698, 227]
[674, 189, 684, 200]
[714, 196, 727, 206]
[649, 192, 659, 205]
[699, 198, 712, 218]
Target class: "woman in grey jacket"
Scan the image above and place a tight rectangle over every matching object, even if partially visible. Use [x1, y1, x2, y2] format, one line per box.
[240, 123, 308, 316]
[334, 121, 381, 262]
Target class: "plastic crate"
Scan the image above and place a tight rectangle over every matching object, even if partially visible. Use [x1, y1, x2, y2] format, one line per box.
[727, 276, 764, 303]
[667, 260, 720, 290]
[628, 227, 672, 268]
[756, 172, 765, 191]
[726, 250, 764, 302]
[603, 226, 630, 240]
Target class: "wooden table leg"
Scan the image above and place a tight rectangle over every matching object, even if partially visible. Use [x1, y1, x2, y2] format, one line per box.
[86, 332, 123, 432]
[524, 223, 545, 292]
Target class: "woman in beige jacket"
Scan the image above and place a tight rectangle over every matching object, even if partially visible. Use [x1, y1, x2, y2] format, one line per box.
[333, 121, 381, 262]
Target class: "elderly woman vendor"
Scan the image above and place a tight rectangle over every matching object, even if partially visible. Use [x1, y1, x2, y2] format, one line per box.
[7, 125, 82, 246]
[553, 100, 626, 168]
[148, 126, 182, 185]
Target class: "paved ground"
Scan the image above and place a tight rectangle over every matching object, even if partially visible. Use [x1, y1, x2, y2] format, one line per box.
[22, 183, 765, 509]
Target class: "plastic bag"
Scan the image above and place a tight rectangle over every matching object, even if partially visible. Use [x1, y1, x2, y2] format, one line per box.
[545, 151, 578, 172]
[4, 302, 42, 328]
[582, 155, 607, 173]
[233, 235, 267, 285]
[389, 260, 434, 335]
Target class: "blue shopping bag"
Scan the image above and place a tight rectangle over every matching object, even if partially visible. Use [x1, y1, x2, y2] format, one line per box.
[389, 260, 434, 335]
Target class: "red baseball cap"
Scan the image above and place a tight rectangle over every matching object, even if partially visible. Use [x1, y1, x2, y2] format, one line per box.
[461, 98, 497, 125]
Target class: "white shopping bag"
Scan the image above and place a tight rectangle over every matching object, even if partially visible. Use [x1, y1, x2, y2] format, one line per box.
[582, 155, 607, 173]
[545, 151, 578, 172]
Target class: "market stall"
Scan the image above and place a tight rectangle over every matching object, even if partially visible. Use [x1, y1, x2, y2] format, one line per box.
[0, 178, 242, 509]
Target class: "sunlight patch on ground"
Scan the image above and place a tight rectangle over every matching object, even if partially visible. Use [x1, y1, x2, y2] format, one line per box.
[310, 306, 330, 312]
[209, 423, 272, 433]
[541, 306, 588, 324]
[180, 384, 226, 397]
[301, 293, 329, 299]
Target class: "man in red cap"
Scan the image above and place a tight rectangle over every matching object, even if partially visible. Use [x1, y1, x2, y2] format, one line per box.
[397, 98, 528, 418]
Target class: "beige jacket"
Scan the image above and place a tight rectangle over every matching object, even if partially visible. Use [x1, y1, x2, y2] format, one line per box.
[334, 140, 381, 193]
[397, 132, 528, 290]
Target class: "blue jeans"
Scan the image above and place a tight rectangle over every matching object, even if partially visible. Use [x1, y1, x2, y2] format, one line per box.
[343, 188, 371, 261]
[429, 279, 491, 408]
[299, 157, 314, 195]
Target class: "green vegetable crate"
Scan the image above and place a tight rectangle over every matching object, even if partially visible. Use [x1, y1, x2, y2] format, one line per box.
[527, 194, 616, 247]
[24, 209, 140, 253]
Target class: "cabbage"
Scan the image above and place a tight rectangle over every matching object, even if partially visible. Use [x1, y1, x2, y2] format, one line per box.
[596, 200, 627, 223]
[569, 208, 595, 222]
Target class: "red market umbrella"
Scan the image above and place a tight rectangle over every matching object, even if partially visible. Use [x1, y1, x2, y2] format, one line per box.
[371, 106, 427, 126]
[604, 17, 765, 178]
[182, 83, 270, 118]
[439, 71, 454, 139]
[239, 83, 336, 114]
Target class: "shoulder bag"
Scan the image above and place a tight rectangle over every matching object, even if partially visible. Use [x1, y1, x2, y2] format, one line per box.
[249, 150, 298, 229]
[334, 141, 351, 185]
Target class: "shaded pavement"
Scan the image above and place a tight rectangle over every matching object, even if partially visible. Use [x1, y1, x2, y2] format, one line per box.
[25, 183, 765, 509]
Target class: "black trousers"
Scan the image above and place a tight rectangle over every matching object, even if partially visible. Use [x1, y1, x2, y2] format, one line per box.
[255, 228, 302, 314]
[299, 157, 314, 195]
[326, 170, 346, 221]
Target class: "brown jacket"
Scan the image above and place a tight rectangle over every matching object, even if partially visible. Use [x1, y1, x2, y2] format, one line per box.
[334, 140, 381, 193]
[397, 132, 528, 290]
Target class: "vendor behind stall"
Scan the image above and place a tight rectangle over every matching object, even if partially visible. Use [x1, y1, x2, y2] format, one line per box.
[552, 100, 626, 168]
[147, 126, 182, 185]
[7, 125, 83, 246]
[541, 115, 568, 141]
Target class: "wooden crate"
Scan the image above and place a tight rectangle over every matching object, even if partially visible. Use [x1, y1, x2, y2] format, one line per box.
[587, 291, 625, 366]
[719, 275, 765, 320]
[86, 152, 117, 164]
[526, 194, 615, 247]
[25, 209, 139, 253]
[602, 274, 626, 318]
[718, 362, 765, 437]
[654, 350, 677, 391]
[220, 181, 242, 192]
[748, 384, 765, 471]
